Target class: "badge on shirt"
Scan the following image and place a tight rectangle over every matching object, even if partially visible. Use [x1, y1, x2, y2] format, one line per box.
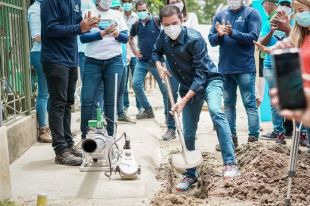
[74, 4, 80, 12]
[235, 16, 245, 23]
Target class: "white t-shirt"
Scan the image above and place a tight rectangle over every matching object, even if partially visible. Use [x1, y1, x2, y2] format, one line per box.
[123, 11, 139, 30]
[78, 0, 95, 53]
[183, 12, 199, 30]
[85, 9, 128, 60]
[123, 11, 139, 59]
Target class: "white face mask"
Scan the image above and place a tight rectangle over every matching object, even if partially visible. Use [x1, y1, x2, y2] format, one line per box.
[174, 2, 184, 12]
[227, 0, 242, 10]
[98, 0, 112, 10]
[278, 6, 292, 15]
[164, 24, 182, 40]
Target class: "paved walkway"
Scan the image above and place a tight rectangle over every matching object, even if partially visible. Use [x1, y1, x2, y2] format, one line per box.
[10, 89, 273, 206]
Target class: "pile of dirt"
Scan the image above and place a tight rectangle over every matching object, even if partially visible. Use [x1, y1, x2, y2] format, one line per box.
[151, 142, 310, 206]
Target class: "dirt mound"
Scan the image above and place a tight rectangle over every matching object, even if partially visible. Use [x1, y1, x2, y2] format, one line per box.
[151, 142, 310, 206]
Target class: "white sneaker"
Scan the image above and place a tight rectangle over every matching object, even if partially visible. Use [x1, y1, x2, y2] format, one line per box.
[223, 164, 240, 179]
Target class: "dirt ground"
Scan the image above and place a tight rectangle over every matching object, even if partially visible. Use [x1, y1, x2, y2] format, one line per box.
[151, 142, 310, 206]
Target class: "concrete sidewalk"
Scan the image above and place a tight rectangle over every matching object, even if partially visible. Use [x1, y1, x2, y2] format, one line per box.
[10, 89, 273, 206]
[11, 115, 163, 205]
[11, 89, 165, 205]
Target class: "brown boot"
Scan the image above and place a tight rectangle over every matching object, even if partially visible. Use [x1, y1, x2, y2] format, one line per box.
[38, 126, 52, 143]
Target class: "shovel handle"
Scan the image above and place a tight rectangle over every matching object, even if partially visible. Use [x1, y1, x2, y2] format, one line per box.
[164, 75, 181, 127]
[164, 75, 190, 158]
[165, 75, 176, 106]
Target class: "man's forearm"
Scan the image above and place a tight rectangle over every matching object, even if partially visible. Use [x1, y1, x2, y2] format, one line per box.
[183, 90, 196, 101]
[129, 37, 137, 52]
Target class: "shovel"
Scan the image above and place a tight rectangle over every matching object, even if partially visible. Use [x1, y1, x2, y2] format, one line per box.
[164, 75, 203, 169]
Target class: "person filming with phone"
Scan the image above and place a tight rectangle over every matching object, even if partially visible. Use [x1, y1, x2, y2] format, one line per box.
[270, 0, 310, 147]
[255, 0, 310, 148]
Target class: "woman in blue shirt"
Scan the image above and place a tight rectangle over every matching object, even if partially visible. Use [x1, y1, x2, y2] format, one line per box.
[28, 0, 51, 143]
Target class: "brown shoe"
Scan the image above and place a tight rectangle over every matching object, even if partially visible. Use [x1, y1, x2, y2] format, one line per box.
[55, 150, 82, 166]
[38, 126, 52, 143]
[69, 145, 82, 157]
[136, 108, 154, 119]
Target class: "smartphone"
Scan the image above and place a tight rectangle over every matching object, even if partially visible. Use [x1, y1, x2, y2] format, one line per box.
[98, 19, 118, 30]
[272, 48, 307, 110]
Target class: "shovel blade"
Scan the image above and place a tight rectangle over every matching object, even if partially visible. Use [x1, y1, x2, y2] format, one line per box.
[172, 150, 203, 169]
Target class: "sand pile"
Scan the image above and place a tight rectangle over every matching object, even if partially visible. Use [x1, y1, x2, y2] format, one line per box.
[151, 142, 310, 206]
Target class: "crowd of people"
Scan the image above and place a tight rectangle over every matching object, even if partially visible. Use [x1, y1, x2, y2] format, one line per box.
[27, 0, 310, 192]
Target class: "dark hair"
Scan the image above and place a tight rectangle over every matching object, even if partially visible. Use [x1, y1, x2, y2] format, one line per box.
[166, 0, 187, 20]
[159, 5, 182, 22]
[135, 0, 147, 10]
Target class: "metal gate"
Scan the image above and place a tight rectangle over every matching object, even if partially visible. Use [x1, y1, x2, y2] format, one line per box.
[0, 0, 33, 124]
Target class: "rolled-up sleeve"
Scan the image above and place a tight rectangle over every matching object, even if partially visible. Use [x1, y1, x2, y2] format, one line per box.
[115, 30, 129, 43]
[189, 38, 209, 93]
[80, 30, 102, 43]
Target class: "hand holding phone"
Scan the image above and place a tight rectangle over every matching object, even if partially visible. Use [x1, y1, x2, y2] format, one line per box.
[98, 19, 118, 30]
[272, 48, 307, 110]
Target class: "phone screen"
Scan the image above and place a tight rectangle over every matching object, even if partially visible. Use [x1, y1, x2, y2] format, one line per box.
[272, 49, 307, 110]
[98, 19, 118, 30]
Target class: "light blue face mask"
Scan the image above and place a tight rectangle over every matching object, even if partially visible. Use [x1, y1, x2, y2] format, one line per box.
[123, 3, 132, 11]
[295, 11, 310, 28]
[137, 11, 148, 20]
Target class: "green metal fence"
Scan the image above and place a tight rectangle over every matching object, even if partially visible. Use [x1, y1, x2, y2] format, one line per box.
[0, 0, 33, 123]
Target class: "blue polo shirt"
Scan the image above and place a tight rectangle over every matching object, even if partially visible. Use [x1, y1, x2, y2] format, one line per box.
[130, 16, 160, 62]
[152, 27, 223, 96]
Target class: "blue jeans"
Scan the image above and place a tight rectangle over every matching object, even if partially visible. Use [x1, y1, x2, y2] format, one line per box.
[185, 80, 236, 177]
[223, 73, 260, 138]
[79, 52, 104, 114]
[81, 56, 123, 137]
[132, 60, 168, 116]
[205, 80, 236, 164]
[182, 93, 204, 177]
[30, 52, 49, 128]
[79, 52, 85, 81]
[117, 66, 127, 117]
[124, 57, 141, 111]
[263, 68, 285, 134]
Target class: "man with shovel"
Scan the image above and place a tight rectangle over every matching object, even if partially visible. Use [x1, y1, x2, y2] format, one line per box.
[152, 5, 239, 192]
